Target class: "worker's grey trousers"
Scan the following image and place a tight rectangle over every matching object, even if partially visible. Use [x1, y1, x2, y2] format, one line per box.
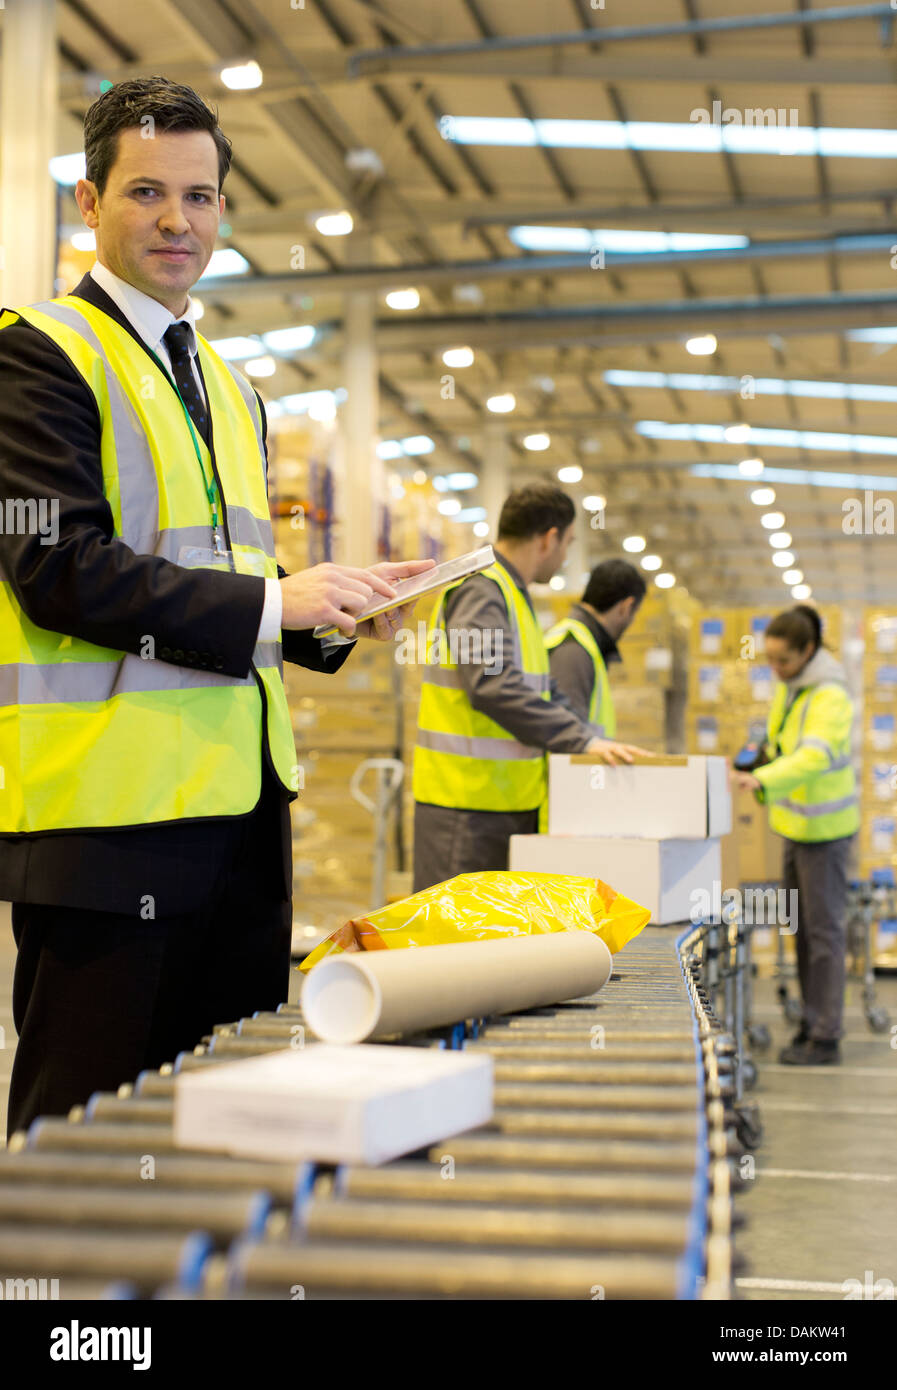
[781, 834, 855, 1042]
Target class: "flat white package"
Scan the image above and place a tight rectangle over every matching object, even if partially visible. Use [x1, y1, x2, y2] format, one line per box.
[509, 834, 721, 926]
[173, 1042, 493, 1167]
[548, 754, 731, 840]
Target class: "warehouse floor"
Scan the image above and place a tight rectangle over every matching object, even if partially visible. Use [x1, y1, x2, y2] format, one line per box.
[0, 899, 894, 1301]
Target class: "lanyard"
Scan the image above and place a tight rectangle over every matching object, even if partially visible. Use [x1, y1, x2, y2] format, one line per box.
[147, 345, 225, 552]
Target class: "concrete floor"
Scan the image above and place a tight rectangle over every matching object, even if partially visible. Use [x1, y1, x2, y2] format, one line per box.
[0, 898, 894, 1300]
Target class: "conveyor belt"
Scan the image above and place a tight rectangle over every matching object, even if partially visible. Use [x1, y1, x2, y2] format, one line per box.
[1, 925, 746, 1300]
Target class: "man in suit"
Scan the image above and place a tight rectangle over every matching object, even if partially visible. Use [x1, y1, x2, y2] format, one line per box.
[0, 76, 432, 1137]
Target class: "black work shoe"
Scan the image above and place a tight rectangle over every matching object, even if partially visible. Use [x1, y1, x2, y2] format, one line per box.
[778, 1039, 841, 1066]
[791, 1026, 809, 1046]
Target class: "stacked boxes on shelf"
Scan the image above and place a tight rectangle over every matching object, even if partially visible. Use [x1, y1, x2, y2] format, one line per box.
[860, 610, 897, 886]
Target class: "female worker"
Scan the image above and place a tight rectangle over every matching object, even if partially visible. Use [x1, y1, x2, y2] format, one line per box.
[734, 605, 859, 1066]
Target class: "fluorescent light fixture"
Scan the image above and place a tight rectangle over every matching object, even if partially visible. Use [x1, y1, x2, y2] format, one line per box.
[199, 248, 250, 279]
[473, 520, 490, 537]
[70, 231, 95, 252]
[724, 424, 752, 444]
[847, 327, 897, 342]
[738, 458, 765, 478]
[623, 535, 647, 553]
[438, 498, 462, 516]
[443, 471, 478, 489]
[549, 576, 566, 591]
[760, 511, 786, 530]
[191, 297, 205, 321]
[208, 336, 263, 360]
[279, 390, 342, 417]
[792, 584, 812, 599]
[641, 554, 663, 571]
[558, 465, 583, 483]
[604, 368, 897, 404]
[220, 61, 263, 90]
[443, 347, 474, 368]
[245, 355, 276, 378]
[655, 572, 675, 589]
[263, 400, 284, 419]
[378, 441, 404, 460]
[487, 393, 516, 413]
[439, 116, 897, 159]
[314, 211, 353, 236]
[508, 226, 747, 254]
[750, 488, 776, 506]
[782, 569, 803, 585]
[583, 495, 606, 511]
[262, 326, 316, 352]
[772, 551, 796, 568]
[686, 334, 717, 356]
[769, 532, 793, 548]
[401, 435, 435, 456]
[413, 469, 428, 485]
[385, 288, 420, 310]
[692, 463, 897, 489]
[50, 152, 86, 184]
[637, 420, 897, 456]
[523, 433, 551, 451]
[454, 507, 487, 523]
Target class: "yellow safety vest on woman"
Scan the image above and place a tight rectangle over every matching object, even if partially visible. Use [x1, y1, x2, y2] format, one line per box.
[0, 295, 297, 833]
[412, 561, 550, 811]
[544, 616, 616, 736]
[755, 678, 859, 842]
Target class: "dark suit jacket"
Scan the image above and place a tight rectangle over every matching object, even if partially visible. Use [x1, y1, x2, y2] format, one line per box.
[0, 273, 351, 914]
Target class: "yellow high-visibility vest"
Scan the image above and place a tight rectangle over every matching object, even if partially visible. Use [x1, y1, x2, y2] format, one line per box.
[412, 560, 550, 811]
[756, 680, 859, 842]
[545, 615, 616, 736]
[0, 295, 297, 832]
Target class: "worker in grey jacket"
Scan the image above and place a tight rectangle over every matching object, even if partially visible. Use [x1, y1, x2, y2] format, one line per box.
[412, 485, 647, 891]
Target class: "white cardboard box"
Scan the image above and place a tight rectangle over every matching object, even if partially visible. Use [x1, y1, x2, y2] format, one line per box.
[509, 834, 721, 926]
[173, 1043, 493, 1167]
[548, 753, 731, 840]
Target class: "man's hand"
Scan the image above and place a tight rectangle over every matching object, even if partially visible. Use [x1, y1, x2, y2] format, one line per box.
[585, 738, 653, 766]
[279, 563, 397, 635]
[354, 558, 438, 641]
[733, 771, 762, 792]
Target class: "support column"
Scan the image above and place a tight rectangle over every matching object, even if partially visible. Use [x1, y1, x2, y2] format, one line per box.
[340, 234, 381, 564]
[0, 0, 58, 308]
[481, 422, 510, 542]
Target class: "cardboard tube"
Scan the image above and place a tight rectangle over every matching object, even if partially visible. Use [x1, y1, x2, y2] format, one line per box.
[301, 932, 613, 1044]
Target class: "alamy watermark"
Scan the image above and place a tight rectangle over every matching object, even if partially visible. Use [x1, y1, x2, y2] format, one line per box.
[690, 882, 798, 932]
[394, 620, 504, 675]
[690, 100, 800, 129]
[0, 497, 58, 545]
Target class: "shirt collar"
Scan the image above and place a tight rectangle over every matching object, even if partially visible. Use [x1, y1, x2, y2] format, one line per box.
[89, 261, 199, 359]
[573, 602, 622, 664]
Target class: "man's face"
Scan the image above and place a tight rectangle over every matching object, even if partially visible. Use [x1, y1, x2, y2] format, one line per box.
[75, 127, 224, 314]
[534, 522, 575, 584]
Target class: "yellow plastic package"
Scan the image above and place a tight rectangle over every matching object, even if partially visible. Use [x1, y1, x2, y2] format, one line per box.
[299, 870, 650, 972]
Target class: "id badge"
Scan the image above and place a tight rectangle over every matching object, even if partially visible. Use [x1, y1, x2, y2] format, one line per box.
[178, 544, 236, 572]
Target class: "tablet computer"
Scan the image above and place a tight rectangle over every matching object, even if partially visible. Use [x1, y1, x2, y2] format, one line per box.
[313, 544, 495, 639]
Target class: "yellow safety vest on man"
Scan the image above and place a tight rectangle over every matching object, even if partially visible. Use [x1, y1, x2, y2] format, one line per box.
[755, 678, 859, 842]
[544, 615, 616, 736]
[0, 295, 297, 833]
[412, 560, 550, 811]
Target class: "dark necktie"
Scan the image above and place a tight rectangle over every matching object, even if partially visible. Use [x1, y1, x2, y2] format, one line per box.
[163, 322, 210, 448]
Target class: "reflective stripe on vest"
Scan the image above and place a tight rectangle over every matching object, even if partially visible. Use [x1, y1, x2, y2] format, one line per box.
[0, 296, 297, 832]
[412, 561, 549, 812]
[545, 615, 615, 737]
[763, 680, 859, 843]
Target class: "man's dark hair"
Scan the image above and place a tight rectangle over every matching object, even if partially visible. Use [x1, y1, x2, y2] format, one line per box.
[84, 77, 233, 195]
[766, 604, 823, 653]
[582, 558, 646, 612]
[497, 484, 575, 541]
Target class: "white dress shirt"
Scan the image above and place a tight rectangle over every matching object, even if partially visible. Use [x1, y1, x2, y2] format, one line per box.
[89, 262, 282, 642]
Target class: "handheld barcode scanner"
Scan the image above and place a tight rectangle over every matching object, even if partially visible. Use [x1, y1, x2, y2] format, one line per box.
[733, 719, 769, 773]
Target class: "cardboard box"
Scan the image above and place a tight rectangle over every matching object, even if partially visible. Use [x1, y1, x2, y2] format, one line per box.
[174, 1043, 493, 1166]
[732, 793, 784, 882]
[548, 754, 731, 840]
[508, 833, 721, 926]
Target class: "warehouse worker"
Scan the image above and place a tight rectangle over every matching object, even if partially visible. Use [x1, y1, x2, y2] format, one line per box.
[734, 605, 859, 1066]
[412, 484, 648, 891]
[0, 76, 434, 1137]
[546, 558, 647, 731]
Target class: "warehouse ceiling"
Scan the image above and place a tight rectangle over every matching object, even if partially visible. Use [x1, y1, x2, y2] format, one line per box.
[12, 0, 897, 603]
